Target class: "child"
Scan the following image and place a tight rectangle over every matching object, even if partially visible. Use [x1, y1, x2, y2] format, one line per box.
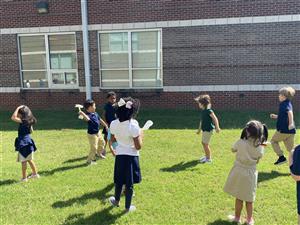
[289, 145, 300, 225]
[224, 120, 268, 225]
[11, 105, 39, 182]
[79, 99, 108, 165]
[108, 97, 143, 213]
[195, 94, 220, 163]
[270, 86, 296, 165]
[102, 91, 117, 154]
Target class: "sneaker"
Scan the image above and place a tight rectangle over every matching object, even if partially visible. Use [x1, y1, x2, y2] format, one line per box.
[126, 205, 136, 213]
[246, 218, 255, 225]
[227, 215, 241, 224]
[20, 178, 28, 182]
[87, 160, 97, 165]
[274, 156, 287, 165]
[27, 174, 40, 179]
[199, 156, 207, 163]
[108, 196, 119, 207]
[205, 158, 212, 164]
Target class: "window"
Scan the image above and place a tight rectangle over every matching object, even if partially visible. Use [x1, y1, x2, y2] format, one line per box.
[99, 30, 162, 89]
[19, 33, 78, 89]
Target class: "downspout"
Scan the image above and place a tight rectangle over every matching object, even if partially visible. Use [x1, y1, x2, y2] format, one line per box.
[81, 0, 92, 99]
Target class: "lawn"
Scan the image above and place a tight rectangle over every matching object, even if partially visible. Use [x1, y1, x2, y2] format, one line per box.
[1, 110, 300, 225]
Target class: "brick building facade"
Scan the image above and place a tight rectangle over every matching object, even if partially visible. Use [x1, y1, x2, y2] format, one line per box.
[0, 0, 299, 110]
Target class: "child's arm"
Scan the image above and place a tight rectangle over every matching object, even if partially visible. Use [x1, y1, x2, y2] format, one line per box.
[210, 112, 221, 133]
[287, 110, 295, 130]
[11, 105, 23, 123]
[196, 121, 201, 134]
[100, 118, 108, 131]
[270, 113, 278, 119]
[109, 134, 117, 156]
[79, 110, 90, 122]
[133, 130, 143, 150]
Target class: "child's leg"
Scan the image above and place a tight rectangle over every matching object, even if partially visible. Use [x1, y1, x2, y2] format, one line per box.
[235, 198, 243, 219]
[245, 201, 253, 221]
[87, 134, 97, 162]
[283, 134, 295, 153]
[28, 160, 38, 175]
[21, 161, 27, 179]
[114, 183, 123, 204]
[97, 134, 106, 156]
[125, 184, 134, 210]
[271, 131, 286, 157]
[202, 142, 211, 159]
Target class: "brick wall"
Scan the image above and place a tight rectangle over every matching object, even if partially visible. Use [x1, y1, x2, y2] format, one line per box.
[162, 22, 300, 86]
[0, 91, 299, 112]
[0, 34, 20, 87]
[1, 0, 300, 28]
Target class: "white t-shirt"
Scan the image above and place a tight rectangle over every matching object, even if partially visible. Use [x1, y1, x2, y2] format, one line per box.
[110, 119, 141, 156]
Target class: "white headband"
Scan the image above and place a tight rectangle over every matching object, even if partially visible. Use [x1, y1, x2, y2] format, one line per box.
[118, 98, 133, 109]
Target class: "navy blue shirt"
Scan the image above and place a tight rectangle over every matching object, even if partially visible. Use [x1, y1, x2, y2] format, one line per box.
[87, 112, 100, 134]
[104, 103, 116, 126]
[290, 145, 300, 214]
[276, 99, 296, 134]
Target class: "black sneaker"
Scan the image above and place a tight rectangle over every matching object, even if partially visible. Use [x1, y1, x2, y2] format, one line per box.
[274, 156, 287, 165]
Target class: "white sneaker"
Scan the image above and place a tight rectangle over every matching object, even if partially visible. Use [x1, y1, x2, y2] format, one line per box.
[205, 158, 212, 164]
[246, 218, 255, 225]
[126, 205, 136, 213]
[20, 178, 28, 182]
[87, 161, 97, 165]
[199, 156, 207, 163]
[108, 196, 119, 207]
[227, 215, 241, 224]
[28, 174, 40, 179]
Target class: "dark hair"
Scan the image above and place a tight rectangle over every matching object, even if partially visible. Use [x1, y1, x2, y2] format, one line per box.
[116, 97, 140, 122]
[106, 91, 116, 99]
[195, 94, 211, 108]
[83, 99, 95, 110]
[18, 106, 37, 126]
[240, 120, 268, 147]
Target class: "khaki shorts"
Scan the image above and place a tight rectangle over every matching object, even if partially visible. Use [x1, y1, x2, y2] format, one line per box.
[202, 131, 213, 144]
[17, 153, 33, 162]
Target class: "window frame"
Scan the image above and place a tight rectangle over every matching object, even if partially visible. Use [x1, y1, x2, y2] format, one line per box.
[18, 32, 79, 89]
[98, 29, 163, 89]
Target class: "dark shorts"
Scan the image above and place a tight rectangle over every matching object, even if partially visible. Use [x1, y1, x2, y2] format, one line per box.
[114, 155, 141, 186]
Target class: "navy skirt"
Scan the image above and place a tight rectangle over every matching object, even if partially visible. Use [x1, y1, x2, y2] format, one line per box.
[15, 135, 37, 158]
[114, 155, 141, 186]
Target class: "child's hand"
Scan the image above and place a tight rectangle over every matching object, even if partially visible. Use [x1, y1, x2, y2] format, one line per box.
[111, 149, 116, 157]
[270, 114, 277, 119]
[216, 127, 221, 133]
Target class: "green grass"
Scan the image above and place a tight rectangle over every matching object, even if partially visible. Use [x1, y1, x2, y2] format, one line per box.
[1, 110, 300, 225]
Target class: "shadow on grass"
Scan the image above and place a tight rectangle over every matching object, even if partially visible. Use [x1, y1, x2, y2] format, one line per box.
[63, 207, 126, 225]
[52, 183, 114, 208]
[258, 170, 290, 183]
[207, 219, 233, 225]
[63, 156, 86, 164]
[160, 160, 199, 172]
[39, 163, 87, 176]
[0, 179, 18, 186]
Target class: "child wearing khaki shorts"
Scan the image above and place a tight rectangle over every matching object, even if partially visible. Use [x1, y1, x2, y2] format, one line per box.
[270, 87, 296, 165]
[195, 94, 221, 163]
[79, 99, 108, 165]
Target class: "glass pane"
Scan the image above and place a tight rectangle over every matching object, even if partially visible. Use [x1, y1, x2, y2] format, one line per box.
[101, 70, 129, 88]
[52, 73, 65, 84]
[20, 36, 45, 52]
[49, 34, 76, 51]
[50, 53, 77, 69]
[22, 71, 48, 88]
[65, 73, 77, 85]
[132, 70, 162, 88]
[21, 54, 46, 70]
[100, 33, 128, 69]
[132, 31, 158, 68]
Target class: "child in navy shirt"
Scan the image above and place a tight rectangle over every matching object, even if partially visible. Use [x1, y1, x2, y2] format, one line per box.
[102, 91, 117, 154]
[289, 145, 300, 225]
[11, 105, 39, 182]
[270, 87, 296, 165]
[79, 99, 108, 165]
